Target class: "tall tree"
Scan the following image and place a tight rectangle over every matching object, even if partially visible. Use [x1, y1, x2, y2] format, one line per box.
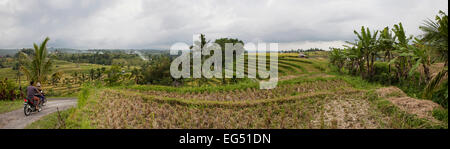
[19, 37, 53, 83]
[419, 10, 448, 66]
[419, 10, 448, 99]
[214, 38, 244, 83]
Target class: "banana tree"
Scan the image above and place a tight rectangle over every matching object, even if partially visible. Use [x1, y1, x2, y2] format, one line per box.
[378, 27, 396, 73]
[329, 48, 346, 73]
[391, 23, 413, 80]
[343, 45, 364, 75]
[353, 26, 378, 78]
[409, 38, 434, 84]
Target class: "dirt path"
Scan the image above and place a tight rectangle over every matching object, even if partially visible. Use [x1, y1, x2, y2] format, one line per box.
[0, 98, 77, 129]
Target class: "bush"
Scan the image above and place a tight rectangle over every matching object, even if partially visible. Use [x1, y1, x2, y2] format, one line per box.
[0, 78, 20, 101]
[431, 80, 448, 109]
[104, 65, 123, 86]
[432, 108, 448, 124]
[371, 62, 395, 84]
[141, 55, 174, 85]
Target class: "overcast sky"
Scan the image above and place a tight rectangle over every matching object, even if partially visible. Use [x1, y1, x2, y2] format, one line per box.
[0, 0, 448, 50]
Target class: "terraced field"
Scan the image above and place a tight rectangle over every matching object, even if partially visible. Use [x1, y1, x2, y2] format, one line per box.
[48, 54, 446, 129]
[0, 60, 110, 97]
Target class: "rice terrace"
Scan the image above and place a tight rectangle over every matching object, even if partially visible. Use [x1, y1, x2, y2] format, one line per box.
[0, 0, 448, 131]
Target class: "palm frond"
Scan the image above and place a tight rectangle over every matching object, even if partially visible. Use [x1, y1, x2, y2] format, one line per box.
[423, 68, 448, 98]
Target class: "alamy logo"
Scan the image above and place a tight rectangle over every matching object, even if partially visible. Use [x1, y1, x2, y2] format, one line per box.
[170, 35, 278, 89]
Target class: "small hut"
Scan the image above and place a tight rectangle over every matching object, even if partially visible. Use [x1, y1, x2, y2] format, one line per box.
[298, 53, 307, 58]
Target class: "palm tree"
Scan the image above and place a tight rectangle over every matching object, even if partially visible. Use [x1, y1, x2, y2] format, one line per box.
[19, 37, 53, 83]
[419, 11, 448, 99]
[419, 10, 448, 66]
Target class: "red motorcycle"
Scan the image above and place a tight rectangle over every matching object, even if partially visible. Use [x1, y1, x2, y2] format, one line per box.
[24, 91, 46, 116]
[23, 97, 41, 116]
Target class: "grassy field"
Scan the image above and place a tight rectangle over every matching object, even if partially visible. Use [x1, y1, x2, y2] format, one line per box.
[27, 53, 447, 129]
[0, 100, 23, 114]
[25, 108, 75, 129]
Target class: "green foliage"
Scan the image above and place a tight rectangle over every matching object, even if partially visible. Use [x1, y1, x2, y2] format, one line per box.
[214, 37, 245, 83]
[26, 108, 75, 129]
[53, 50, 146, 66]
[19, 37, 53, 83]
[122, 79, 257, 94]
[419, 10, 448, 63]
[77, 85, 90, 109]
[432, 108, 448, 124]
[329, 11, 448, 106]
[0, 78, 20, 101]
[141, 55, 173, 85]
[353, 26, 379, 78]
[430, 80, 448, 108]
[371, 62, 392, 83]
[0, 100, 23, 114]
[329, 48, 346, 72]
[104, 65, 123, 86]
[369, 93, 444, 128]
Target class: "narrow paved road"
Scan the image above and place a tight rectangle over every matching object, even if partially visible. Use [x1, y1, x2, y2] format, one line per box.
[0, 98, 77, 129]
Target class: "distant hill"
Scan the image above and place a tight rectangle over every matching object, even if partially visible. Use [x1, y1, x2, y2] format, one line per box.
[0, 48, 167, 56]
[0, 49, 19, 56]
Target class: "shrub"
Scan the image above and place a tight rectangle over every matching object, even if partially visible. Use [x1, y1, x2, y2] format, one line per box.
[432, 108, 448, 124]
[431, 80, 448, 108]
[371, 62, 394, 84]
[141, 55, 174, 85]
[0, 78, 20, 101]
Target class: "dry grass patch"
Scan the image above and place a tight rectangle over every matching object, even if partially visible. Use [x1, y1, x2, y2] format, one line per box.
[376, 87, 442, 122]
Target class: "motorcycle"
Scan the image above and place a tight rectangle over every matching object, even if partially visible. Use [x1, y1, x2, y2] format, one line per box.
[24, 98, 41, 116]
[23, 91, 46, 116]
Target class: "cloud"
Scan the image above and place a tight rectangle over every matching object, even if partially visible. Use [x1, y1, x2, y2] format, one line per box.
[0, 0, 448, 50]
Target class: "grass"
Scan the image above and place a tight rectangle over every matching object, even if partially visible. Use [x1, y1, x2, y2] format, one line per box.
[367, 91, 446, 129]
[0, 100, 23, 114]
[26, 108, 75, 129]
[432, 108, 448, 124]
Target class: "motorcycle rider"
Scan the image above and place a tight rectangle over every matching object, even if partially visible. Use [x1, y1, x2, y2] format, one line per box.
[26, 81, 43, 112]
[36, 82, 46, 105]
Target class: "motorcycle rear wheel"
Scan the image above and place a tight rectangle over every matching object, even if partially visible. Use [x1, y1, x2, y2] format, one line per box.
[24, 104, 32, 116]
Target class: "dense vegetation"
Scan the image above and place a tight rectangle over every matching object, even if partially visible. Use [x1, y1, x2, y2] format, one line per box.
[52, 50, 146, 66]
[329, 11, 448, 108]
